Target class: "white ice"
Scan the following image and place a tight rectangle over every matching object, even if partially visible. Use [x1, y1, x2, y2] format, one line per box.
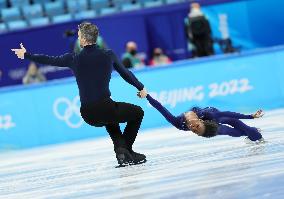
[0, 109, 284, 199]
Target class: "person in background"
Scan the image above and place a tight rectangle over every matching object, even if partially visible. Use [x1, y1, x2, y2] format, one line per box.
[149, 48, 172, 66]
[184, 2, 214, 57]
[22, 62, 46, 85]
[122, 41, 144, 69]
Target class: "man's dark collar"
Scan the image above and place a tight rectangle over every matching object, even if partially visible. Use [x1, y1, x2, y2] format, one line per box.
[83, 43, 97, 49]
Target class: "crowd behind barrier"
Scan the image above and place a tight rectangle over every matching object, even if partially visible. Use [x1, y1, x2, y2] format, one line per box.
[0, 0, 283, 87]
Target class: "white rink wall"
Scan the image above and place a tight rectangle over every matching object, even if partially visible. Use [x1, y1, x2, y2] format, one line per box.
[1, 46, 284, 150]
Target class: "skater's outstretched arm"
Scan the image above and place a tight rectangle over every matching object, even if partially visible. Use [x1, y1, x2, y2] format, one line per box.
[11, 43, 75, 68]
[109, 50, 144, 91]
[146, 95, 183, 130]
[24, 53, 75, 68]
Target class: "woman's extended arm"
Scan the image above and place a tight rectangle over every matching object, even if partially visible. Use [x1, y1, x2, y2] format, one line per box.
[147, 95, 184, 130]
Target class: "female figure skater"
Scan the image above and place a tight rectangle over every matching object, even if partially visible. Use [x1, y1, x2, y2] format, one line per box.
[143, 94, 264, 142]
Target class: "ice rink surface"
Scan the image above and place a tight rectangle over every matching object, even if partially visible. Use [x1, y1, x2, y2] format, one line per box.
[0, 109, 284, 199]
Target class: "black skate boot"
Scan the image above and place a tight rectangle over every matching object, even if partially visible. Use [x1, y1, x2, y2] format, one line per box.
[115, 147, 134, 167]
[129, 150, 147, 164]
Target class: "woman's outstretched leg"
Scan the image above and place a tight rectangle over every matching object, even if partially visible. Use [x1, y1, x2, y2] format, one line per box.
[214, 109, 264, 120]
[218, 117, 263, 141]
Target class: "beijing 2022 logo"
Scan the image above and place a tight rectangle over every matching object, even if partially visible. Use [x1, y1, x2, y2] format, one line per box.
[53, 96, 84, 128]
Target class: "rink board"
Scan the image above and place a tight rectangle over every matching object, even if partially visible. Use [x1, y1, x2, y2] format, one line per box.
[0, 46, 284, 149]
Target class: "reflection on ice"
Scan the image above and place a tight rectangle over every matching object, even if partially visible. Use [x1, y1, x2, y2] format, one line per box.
[0, 109, 284, 199]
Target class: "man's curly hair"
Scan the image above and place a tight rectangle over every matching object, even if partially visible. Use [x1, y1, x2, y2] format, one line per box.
[78, 22, 99, 44]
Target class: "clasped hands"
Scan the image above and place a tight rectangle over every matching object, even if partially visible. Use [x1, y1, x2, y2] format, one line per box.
[137, 87, 147, 99]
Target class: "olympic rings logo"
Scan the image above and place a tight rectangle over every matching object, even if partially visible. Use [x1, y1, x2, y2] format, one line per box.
[53, 96, 84, 128]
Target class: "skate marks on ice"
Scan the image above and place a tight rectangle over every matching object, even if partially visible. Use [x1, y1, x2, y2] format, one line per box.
[0, 109, 284, 198]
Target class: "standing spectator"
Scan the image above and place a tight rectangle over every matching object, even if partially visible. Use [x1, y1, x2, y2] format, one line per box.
[22, 62, 46, 85]
[184, 3, 214, 57]
[149, 48, 172, 66]
[122, 41, 144, 69]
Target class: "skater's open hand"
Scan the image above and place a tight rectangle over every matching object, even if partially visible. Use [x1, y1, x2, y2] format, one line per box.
[137, 88, 147, 98]
[252, 109, 264, 118]
[11, 43, 26, 59]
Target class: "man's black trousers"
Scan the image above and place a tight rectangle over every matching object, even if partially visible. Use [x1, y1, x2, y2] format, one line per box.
[80, 98, 144, 152]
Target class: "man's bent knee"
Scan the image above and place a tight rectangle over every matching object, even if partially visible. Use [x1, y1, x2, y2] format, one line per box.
[136, 106, 144, 119]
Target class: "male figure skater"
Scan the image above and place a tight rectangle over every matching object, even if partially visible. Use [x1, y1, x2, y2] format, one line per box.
[12, 22, 148, 166]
